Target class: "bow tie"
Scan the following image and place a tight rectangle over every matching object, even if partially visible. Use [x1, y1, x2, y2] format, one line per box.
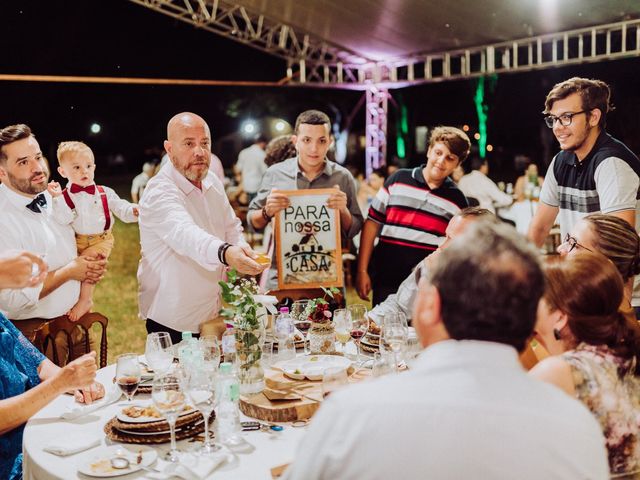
[69, 184, 96, 195]
[26, 193, 47, 213]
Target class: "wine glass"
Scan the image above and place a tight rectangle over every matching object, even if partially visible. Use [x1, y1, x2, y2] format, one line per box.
[348, 304, 369, 365]
[152, 374, 186, 462]
[199, 335, 221, 370]
[291, 300, 311, 354]
[381, 313, 408, 373]
[322, 366, 348, 399]
[145, 332, 174, 378]
[333, 309, 351, 354]
[372, 352, 394, 377]
[185, 369, 220, 455]
[115, 353, 141, 402]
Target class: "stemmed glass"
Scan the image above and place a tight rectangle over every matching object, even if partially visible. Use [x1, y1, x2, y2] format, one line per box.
[115, 353, 141, 402]
[199, 335, 221, 370]
[152, 374, 186, 462]
[348, 304, 369, 365]
[322, 366, 348, 399]
[381, 313, 408, 373]
[333, 309, 351, 354]
[185, 369, 220, 455]
[145, 332, 174, 378]
[291, 300, 311, 354]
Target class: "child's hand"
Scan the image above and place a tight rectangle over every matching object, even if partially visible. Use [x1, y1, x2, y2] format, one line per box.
[47, 181, 62, 197]
[133, 207, 139, 217]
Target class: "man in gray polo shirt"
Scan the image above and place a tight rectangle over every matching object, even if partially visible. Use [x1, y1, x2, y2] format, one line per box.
[248, 109, 363, 290]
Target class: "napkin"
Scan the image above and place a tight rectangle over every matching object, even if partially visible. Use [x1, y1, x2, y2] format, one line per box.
[146, 454, 228, 480]
[43, 433, 101, 456]
[60, 386, 121, 420]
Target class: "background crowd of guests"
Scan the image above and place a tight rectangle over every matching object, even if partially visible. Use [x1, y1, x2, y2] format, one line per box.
[1, 75, 639, 478]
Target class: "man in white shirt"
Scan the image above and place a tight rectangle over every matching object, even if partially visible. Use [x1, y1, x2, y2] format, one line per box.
[285, 221, 609, 480]
[235, 134, 267, 201]
[138, 112, 266, 344]
[0, 124, 106, 358]
[457, 156, 513, 213]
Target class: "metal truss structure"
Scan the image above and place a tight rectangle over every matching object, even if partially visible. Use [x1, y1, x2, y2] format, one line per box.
[293, 18, 640, 88]
[127, 0, 364, 68]
[365, 86, 388, 178]
[129, 1, 640, 170]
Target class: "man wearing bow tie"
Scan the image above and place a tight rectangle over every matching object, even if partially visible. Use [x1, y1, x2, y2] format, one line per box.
[0, 124, 106, 362]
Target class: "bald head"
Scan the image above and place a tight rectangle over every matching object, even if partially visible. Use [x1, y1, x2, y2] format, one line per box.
[164, 112, 212, 186]
[167, 112, 210, 141]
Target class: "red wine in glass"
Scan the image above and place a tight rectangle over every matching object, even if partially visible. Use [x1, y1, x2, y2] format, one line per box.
[350, 329, 366, 340]
[295, 321, 311, 333]
[117, 376, 140, 400]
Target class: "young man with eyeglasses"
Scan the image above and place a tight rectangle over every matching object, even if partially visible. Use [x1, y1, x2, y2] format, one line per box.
[528, 77, 640, 247]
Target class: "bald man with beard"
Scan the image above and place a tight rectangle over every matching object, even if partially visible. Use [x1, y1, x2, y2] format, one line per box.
[138, 112, 266, 344]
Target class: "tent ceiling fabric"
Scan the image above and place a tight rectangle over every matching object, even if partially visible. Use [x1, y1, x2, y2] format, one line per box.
[234, 0, 640, 62]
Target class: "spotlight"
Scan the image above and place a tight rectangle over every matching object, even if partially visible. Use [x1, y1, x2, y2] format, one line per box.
[90, 123, 101, 134]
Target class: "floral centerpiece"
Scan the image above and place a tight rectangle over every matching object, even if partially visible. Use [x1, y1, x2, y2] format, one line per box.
[305, 287, 340, 354]
[219, 269, 266, 394]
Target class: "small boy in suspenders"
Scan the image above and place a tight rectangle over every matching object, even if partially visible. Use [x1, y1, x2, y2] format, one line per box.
[47, 141, 139, 321]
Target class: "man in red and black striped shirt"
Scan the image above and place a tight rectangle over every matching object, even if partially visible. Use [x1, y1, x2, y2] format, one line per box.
[356, 126, 470, 305]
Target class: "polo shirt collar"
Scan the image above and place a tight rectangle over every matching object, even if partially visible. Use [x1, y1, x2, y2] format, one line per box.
[567, 130, 609, 167]
[293, 156, 332, 179]
[413, 165, 427, 184]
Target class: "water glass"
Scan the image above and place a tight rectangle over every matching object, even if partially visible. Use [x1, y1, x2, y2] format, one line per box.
[115, 353, 141, 402]
[145, 332, 174, 377]
[199, 335, 221, 369]
[371, 352, 394, 377]
[333, 308, 351, 354]
[185, 370, 220, 455]
[381, 313, 408, 373]
[152, 374, 186, 462]
[322, 366, 348, 399]
[291, 300, 311, 354]
[261, 342, 274, 369]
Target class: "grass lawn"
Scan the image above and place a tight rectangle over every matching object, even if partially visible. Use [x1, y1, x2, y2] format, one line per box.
[94, 220, 371, 364]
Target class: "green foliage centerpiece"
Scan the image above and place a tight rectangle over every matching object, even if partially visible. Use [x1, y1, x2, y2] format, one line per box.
[219, 269, 266, 394]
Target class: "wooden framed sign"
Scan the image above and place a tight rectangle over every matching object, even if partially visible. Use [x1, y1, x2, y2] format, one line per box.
[274, 189, 343, 290]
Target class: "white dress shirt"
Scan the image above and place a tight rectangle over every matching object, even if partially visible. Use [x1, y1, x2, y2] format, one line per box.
[130, 172, 150, 200]
[458, 170, 513, 213]
[285, 340, 609, 480]
[368, 260, 425, 325]
[137, 162, 247, 332]
[236, 144, 267, 193]
[50, 183, 138, 235]
[0, 184, 79, 320]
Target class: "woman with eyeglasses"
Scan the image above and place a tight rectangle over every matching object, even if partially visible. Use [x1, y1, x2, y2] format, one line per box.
[530, 252, 640, 476]
[557, 213, 640, 321]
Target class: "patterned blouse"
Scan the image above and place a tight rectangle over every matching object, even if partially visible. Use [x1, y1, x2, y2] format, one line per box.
[563, 343, 640, 476]
[0, 313, 46, 480]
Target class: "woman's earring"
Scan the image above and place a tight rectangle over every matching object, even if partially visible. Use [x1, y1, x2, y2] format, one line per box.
[553, 328, 562, 341]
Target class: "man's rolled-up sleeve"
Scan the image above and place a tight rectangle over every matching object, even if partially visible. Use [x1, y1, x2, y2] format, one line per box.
[595, 157, 640, 213]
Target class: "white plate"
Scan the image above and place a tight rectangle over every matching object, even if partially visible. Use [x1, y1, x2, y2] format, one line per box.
[277, 355, 351, 381]
[77, 445, 157, 477]
[116, 403, 195, 424]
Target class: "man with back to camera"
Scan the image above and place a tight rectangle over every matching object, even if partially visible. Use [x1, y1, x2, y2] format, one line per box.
[138, 112, 266, 345]
[235, 134, 268, 202]
[528, 77, 640, 246]
[285, 220, 609, 480]
[247, 109, 362, 290]
[0, 124, 106, 364]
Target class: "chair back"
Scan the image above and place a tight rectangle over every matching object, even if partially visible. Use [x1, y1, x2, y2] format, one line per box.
[34, 313, 108, 368]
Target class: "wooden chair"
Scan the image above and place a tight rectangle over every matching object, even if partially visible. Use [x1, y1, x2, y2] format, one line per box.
[34, 313, 109, 368]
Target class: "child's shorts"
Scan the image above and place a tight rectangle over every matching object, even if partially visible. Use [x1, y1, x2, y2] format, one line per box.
[75, 230, 114, 259]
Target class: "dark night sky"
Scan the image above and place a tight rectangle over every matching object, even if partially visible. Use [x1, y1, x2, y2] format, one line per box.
[2, 0, 639, 182]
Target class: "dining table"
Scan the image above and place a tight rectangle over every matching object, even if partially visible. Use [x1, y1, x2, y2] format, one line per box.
[22, 362, 310, 480]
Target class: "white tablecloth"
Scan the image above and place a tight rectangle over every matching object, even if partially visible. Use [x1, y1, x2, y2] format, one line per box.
[497, 200, 539, 235]
[22, 364, 308, 480]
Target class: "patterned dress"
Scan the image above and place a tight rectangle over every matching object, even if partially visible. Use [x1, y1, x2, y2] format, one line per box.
[563, 343, 640, 476]
[0, 313, 46, 480]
